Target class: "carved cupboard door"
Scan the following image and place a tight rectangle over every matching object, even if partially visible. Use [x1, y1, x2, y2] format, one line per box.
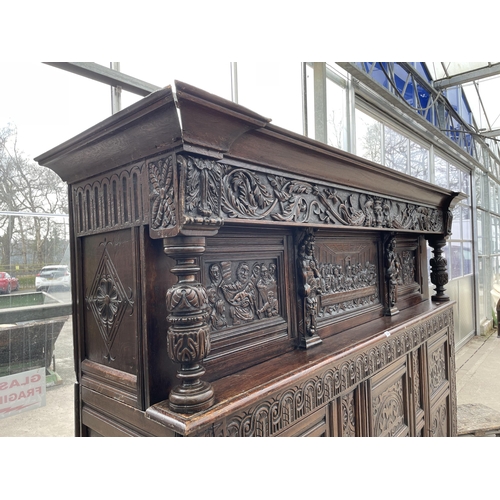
[369, 357, 410, 437]
[426, 329, 452, 437]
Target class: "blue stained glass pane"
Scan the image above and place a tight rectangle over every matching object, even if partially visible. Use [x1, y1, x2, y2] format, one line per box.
[394, 64, 414, 106]
[416, 83, 430, 116]
[415, 63, 432, 83]
[460, 90, 472, 125]
[367, 62, 389, 90]
[445, 87, 459, 113]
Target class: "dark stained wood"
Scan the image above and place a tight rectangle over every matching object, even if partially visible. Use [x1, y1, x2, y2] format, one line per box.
[35, 81, 461, 437]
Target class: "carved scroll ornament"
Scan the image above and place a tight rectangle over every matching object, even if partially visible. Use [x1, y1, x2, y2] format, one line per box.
[180, 154, 445, 234]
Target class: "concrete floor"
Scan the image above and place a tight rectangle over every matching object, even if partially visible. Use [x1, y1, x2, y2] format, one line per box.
[1, 316, 499, 437]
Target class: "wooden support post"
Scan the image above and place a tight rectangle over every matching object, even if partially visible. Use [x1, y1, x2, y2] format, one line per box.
[164, 235, 215, 413]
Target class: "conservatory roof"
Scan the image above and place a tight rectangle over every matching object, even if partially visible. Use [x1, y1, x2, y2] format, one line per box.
[425, 62, 500, 138]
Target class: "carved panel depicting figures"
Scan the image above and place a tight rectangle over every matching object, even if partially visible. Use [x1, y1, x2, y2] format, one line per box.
[204, 259, 280, 331]
[296, 230, 383, 343]
[201, 228, 293, 381]
[179, 154, 445, 234]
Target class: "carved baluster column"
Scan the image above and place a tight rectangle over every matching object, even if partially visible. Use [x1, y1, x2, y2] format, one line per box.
[428, 236, 449, 302]
[164, 235, 215, 413]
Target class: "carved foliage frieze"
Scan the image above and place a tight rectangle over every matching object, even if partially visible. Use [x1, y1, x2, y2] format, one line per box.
[179, 154, 445, 234]
[205, 259, 280, 331]
[199, 305, 453, 437]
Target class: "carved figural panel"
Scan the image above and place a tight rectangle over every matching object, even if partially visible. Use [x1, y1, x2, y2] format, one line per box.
[179, 154, 445, 234]
[82, 231, 138, 374]
[297, 229, 381, 342]
[205, 259, 280, 331]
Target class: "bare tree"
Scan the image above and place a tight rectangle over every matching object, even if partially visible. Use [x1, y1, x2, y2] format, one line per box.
[0, 125, 67, 268]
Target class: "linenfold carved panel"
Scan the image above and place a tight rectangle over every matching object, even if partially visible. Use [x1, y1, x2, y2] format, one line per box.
[179, 154, 445, 233]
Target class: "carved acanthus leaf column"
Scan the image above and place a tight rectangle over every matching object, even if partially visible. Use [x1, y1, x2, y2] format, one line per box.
[148, 153, 222, 413]
[164, 236, 215, 413]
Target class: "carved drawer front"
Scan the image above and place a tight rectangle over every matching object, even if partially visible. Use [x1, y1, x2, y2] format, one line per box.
[369, 357, 410, 437]
[277, 405, 330, 437]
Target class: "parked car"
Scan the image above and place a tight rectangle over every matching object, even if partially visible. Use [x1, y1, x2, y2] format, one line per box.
[35, 265, 71, 291]
[0, 272, 19, 294]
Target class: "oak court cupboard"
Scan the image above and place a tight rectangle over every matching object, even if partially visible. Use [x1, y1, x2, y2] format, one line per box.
[35, 81, 464, 437]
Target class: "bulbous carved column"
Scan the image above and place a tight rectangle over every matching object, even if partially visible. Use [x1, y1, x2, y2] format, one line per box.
[428, 236, 449, 302]
[164, 235, 215, 413]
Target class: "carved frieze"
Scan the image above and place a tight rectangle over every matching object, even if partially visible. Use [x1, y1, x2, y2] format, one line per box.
[205, 259, 280, 331]
[179, 154, 445, 234]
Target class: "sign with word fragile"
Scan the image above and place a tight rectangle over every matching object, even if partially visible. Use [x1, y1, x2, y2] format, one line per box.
[0, 368, 46, 419]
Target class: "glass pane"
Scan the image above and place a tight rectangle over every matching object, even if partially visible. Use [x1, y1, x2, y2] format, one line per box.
[461, 170, 471, 199]
[461, 206, 472, 240]
[477, 209, 484, 255]
[120, 62, 232, 105]
[449, 164, 460, 192]
[355, 109, 382, 163]
[384, 126, 408, 173]
[326, 78, 346, 150]
[490, 180, 497, 213]
[434, 156, 448, 188]
[305, 64, 315, 140]
[475, 171, 483, 207]
[463, 241, 472, 275]
[450, 242, 463, 279]
[451, 206, 461, 239]
[237, 62, 303, 135]
[410, 140, 429, 180]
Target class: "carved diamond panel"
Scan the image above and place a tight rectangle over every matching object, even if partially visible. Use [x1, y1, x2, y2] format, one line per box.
[85, 241, 134, 360]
